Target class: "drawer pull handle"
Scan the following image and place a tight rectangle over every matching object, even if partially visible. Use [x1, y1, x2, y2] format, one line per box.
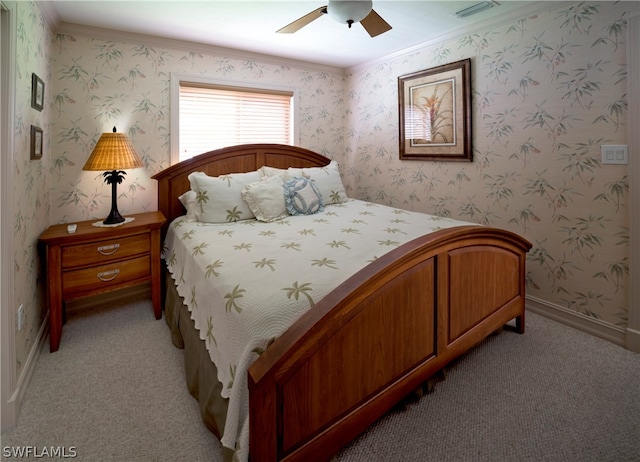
[97, 269, 120, 282]
[97, 244, 120, 256]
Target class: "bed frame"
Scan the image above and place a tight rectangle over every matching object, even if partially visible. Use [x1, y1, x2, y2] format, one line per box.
[153, 144, 532, 462]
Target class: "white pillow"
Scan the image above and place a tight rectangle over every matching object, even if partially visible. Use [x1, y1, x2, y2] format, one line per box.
[178, 190, 198, 222]
[259, 165, 287, 180]
[285, 160, 347, 205]
[188, 170, 262, 223]
[241, 175, 288, 222]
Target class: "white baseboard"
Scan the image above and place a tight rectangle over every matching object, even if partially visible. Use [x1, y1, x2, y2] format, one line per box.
[5, 312, 49, 430]
[526, 295, 627, 348]
[626, 327, 640, 353]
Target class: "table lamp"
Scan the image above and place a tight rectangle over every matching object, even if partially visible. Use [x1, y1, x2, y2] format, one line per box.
[82, 127, 144, 225]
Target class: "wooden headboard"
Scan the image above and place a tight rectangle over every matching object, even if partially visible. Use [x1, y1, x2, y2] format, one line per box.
[152, 143, 331, 229]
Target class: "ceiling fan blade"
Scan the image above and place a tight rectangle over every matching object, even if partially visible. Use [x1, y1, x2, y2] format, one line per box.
[277, 6, 327, 34]
[360, 9, 392, 37]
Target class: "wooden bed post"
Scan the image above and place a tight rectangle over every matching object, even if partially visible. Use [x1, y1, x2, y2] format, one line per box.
[248, 374, 278, 461]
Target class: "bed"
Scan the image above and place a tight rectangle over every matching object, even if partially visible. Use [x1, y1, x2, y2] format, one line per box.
[152, 143, 532, 462]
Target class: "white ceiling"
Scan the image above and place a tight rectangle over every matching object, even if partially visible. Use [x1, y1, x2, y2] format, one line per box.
[42, 0, 550, 69]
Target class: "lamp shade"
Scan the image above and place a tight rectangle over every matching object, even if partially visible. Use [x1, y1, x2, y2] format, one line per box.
[83, 127, 143, 171]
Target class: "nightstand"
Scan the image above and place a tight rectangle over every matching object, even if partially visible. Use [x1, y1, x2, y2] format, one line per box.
[39, 211, 166, 352]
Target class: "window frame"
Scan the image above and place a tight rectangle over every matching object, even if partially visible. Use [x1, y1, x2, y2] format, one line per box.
[170, 73, 299, 165]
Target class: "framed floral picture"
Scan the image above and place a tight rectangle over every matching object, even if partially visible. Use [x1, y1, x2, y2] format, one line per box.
[398, 58, 472, 161]
[31, 73, 44, 111]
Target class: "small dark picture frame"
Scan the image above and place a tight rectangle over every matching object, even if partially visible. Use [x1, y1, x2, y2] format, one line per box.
[30, 125, 43, 160]
[31, 73, 44, 111]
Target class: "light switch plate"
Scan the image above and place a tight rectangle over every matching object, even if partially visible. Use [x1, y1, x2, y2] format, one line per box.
[601, 145, 628, 165]
[17, 304, 24, 331]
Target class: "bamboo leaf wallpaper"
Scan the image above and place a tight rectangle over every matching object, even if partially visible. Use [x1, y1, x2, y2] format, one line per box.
[9, 1, 636, 378]
[12, 1, 52, 378]
[341, 2, 632, 328]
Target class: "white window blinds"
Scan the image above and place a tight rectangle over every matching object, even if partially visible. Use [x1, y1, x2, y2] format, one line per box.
[178, 84, 293, 162]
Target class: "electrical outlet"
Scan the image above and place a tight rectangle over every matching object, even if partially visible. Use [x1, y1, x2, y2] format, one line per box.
[17, 304, 24, 331]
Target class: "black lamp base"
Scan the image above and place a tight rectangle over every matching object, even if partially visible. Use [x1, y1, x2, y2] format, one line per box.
[103, 207, 125, 225]
[102, 169, 127, 225]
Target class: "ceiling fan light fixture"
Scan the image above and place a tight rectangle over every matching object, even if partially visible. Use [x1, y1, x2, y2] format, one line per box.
[327, 0, 373, 27]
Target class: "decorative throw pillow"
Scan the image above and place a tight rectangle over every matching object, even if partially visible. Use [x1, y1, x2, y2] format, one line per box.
[178, 190, 198, 222]
[241, 175, 288, 222]
[285, 160, 347, 205]
[283, 177, 324, 216]
[187, 170, 262, 223]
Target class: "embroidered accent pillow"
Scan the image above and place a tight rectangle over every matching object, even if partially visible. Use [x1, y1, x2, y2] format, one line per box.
[285, 160, 347, 205]
[283, 177, 324, 216]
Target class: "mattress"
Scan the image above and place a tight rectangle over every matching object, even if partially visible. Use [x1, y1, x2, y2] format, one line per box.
[162, 198, 474, 459]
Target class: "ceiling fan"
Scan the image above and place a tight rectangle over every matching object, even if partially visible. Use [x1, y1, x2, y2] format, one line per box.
[277, 0, 392, 38]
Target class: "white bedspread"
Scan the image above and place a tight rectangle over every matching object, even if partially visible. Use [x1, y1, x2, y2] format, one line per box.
[162, 199, 474, 460]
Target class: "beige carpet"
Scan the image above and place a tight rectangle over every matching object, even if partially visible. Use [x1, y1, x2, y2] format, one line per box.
[2, 294, 639, 461]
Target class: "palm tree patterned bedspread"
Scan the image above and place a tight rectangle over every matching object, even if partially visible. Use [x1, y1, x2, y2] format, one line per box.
[162, 198, 475, 459]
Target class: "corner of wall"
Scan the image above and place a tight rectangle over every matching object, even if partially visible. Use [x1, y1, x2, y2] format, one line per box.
[626, 328, 640, 353]
[1, 0, 17, 433]
[626, 12, 640, 353]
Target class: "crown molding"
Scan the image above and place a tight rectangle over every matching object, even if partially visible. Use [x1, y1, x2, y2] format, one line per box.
[53, 21, 345, 77]
[346, 1, 571, 74]
[36, 0, 60, 30]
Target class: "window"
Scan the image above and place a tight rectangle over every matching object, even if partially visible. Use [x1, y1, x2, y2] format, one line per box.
[171, 75, 296, 163]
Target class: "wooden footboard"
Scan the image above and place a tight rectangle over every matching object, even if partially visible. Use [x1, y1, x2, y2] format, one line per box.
[248, 226, 531, 461]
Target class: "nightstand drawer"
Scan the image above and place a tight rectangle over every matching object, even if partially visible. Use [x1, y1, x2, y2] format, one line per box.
[62, 233, 150, 269]
[62, 255, 151, 299]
